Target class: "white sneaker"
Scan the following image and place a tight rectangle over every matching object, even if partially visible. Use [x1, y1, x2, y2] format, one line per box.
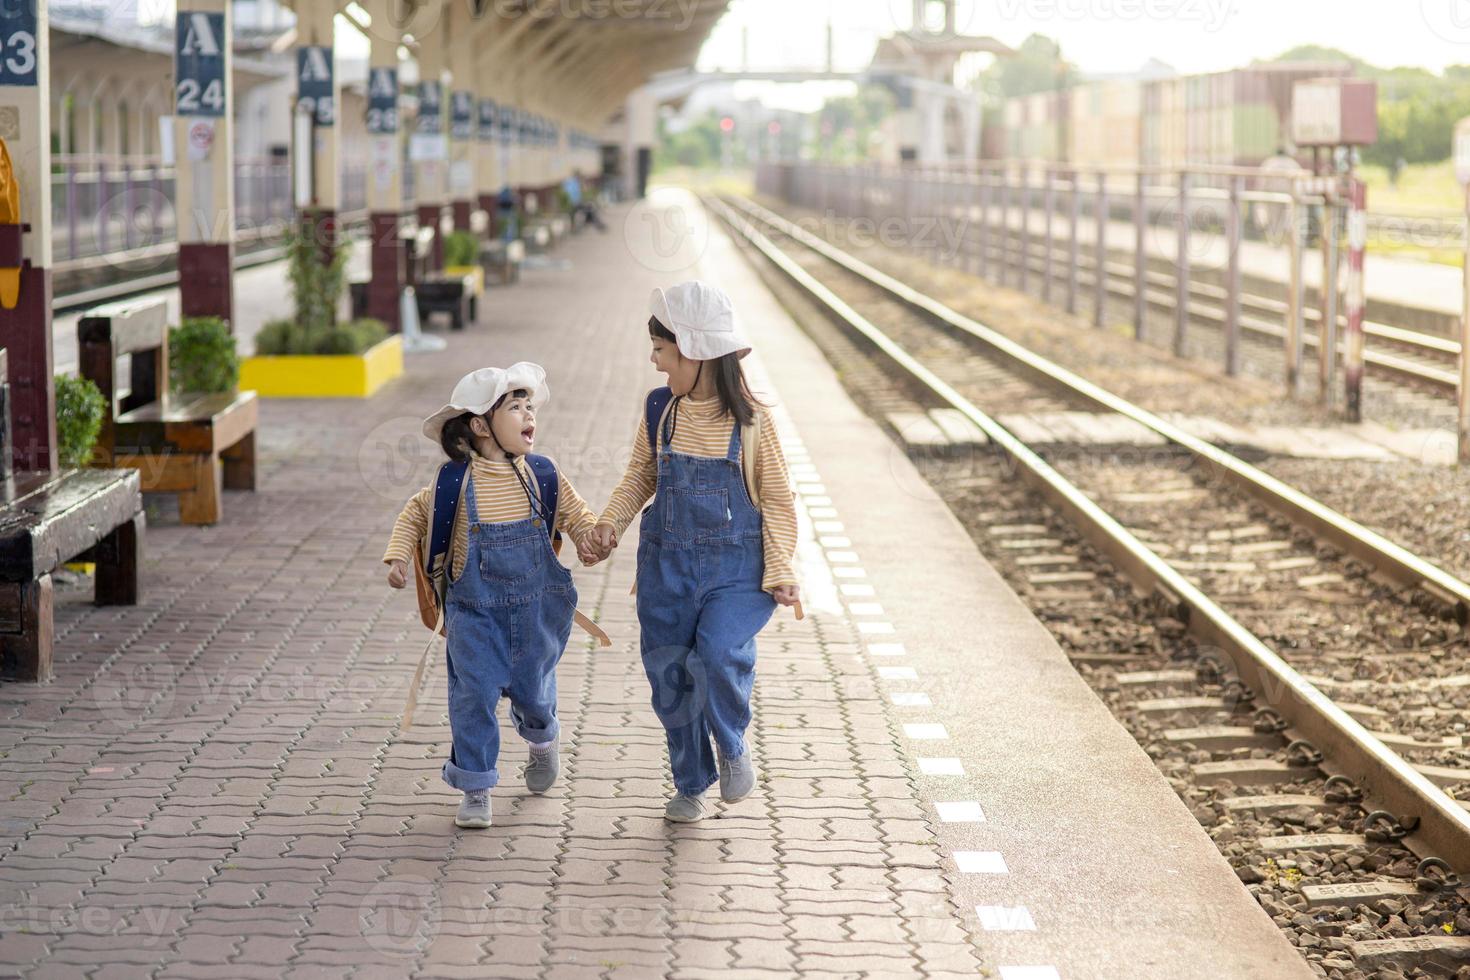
[525, 743, 559, 795]
[718, 749, 756, 803]
[455, 789, 491, 828]
[664, 793, 709, 823]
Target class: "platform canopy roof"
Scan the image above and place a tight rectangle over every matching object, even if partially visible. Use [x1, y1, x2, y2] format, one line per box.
[287, 0, 732, 128]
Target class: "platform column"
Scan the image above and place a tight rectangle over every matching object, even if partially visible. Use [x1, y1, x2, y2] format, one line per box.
[295, 0, 339, 267]
[173, 1, 235, 325]
[0, 0, 56, 472]
[363, 0, 402, 331]
[412, 39, 447, 271]
[446, 2, 476, 233]
[476, 95, 500, 237]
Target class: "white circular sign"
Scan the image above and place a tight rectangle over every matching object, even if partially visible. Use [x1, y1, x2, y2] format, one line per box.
[187, 120, 214, 154]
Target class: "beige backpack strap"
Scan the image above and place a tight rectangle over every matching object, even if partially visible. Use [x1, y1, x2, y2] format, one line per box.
[742, 410, 760, 509]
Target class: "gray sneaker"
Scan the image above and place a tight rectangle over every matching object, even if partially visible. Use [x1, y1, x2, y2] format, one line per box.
[525, 743, 559, 795]
[663, 793, 709, 823]
[718, 748, 756, 803]
[455, 789, 491, 828]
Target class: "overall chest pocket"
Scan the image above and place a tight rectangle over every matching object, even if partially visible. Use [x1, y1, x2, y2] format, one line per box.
[664, 487, 730, 540]
[478, 533, 546, 590]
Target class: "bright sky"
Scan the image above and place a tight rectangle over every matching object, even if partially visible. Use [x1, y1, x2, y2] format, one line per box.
[697, 0, 1470, 88]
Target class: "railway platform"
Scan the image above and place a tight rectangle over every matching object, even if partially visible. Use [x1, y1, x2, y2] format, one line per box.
[0, 194, 1313, 979]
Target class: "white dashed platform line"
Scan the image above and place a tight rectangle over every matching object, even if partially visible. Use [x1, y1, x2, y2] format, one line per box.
[977, 906, 1038, 932]
[746, 374, 1054, 979]
[954, 851, 1009, 874]
[918, 758, 964, 776]
[935, 801, 985, 822]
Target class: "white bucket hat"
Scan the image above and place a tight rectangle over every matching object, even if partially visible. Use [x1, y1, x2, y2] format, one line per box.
[649, 280, 751, 360]
[422, 362, 549, 443]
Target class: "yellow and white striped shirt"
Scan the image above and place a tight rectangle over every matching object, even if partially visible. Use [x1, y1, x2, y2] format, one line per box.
[382, 454, 597, 579]
[599, 394, 798, 592]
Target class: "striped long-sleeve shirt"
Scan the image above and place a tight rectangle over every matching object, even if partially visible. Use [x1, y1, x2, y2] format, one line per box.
[598, 394, 798, 592]
[382, 454, 597, 579]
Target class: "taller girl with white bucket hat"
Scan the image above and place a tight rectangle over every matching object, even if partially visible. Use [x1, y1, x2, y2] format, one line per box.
[592, 281, 800, 822]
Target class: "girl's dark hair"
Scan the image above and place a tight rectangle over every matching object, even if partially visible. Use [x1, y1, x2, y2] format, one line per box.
[649, 316, 761, 427]
[439, 388, 531, 462]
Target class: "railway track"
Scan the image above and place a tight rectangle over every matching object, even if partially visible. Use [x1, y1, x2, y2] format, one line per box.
[708, 192, 1470, 978]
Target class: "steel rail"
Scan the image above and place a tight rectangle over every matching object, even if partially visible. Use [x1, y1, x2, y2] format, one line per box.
[723, 193, 1470, 624]
[709, 192, 1470, 869]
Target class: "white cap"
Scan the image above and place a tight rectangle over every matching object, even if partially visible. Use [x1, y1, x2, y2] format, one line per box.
[422, 362, 548, 443]
[649, 280, 751, 361]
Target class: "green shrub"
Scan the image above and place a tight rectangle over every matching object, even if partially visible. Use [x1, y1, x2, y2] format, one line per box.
[170, 316, 238, 394]
[253, 318, 300, 356]
[54, 374, 105, 469]
[443, 230, 479, 267]
[253, 317, 386, 356]
[345, 318, 388, 352]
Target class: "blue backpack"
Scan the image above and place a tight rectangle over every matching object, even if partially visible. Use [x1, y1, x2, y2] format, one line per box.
[415, 454, 561, 632]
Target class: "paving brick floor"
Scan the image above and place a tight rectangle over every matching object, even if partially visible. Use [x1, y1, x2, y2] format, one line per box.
[2, 206, 985, 978]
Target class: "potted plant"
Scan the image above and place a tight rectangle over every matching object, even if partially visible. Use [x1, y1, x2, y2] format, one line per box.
[442, 230, 485, 297]
[170, 316, 240, 395]
[238, 222, 403, 398]
[55, 374, 106, 574]
[54, 374, 105, 469]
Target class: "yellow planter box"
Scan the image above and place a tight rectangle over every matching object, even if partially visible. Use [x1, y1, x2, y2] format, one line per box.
[240, 335, 404, 398]
[442, 264, 484, 297]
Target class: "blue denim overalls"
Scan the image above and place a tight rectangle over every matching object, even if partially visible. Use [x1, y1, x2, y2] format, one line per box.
[636, 408, 777, 797]
[442, 471, 576, 790]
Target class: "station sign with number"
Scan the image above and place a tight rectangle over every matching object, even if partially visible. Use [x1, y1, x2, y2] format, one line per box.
[417, 80, 443, 134]
[0, 2, 38, 87]
[174, 12, 225, 116]
[367, 66, 398, 134]
[297, 46, 334, 127]
[450, 90, 474, 140]
[478, 99, 497, 142]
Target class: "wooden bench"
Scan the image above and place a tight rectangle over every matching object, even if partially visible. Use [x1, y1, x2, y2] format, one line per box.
[78, 299, 258, 526]
[0, 347, 145, 681]
[479, 238, 524, 286]
[415, 272, 477, 331]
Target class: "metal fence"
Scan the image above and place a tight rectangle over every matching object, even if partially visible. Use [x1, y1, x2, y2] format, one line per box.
[51, 155, 373, 270]
[755, 160, 1391, 422]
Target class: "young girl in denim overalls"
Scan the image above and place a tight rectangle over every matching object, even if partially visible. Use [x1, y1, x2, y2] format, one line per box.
[384, 364, 601, 829]
[591, 282, 801, 822]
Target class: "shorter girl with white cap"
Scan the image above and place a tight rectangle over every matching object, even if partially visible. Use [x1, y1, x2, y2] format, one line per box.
[384, 363, 601, 829]
[591, 281, 801, 823]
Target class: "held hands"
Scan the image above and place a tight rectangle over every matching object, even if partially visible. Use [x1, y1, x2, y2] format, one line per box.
[583, 523, 619, 564]
[386, 559, 408, 589]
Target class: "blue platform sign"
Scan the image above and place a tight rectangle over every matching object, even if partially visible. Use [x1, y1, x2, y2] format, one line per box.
[450, 90, 474, 140]
[417, 80, 443, 134]
[366, 66, 397, 134]
[297, 46, 334, 126]
[173, 12, 225, 114]
[497, 104, 514, 145]
[478, 99, 497, 142]
[0, 2, 39, 87]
